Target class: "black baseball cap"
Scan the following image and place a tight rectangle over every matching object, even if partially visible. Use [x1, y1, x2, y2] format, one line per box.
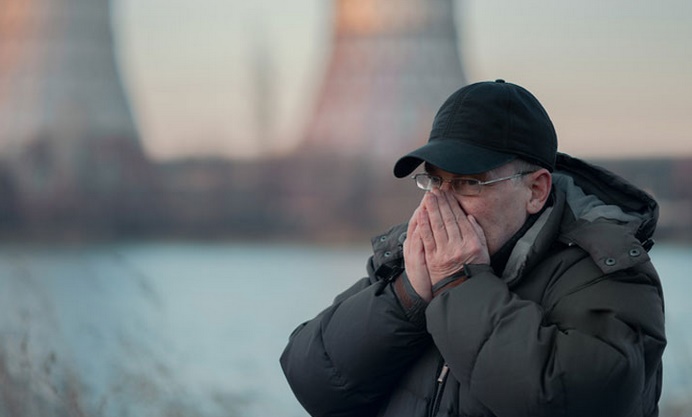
[393, 79, 557, 177]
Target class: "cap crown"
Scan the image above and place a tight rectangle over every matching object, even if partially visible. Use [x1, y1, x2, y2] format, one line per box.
[430, 80, 557, 171]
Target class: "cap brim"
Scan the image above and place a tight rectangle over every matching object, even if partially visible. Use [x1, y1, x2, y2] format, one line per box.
[393, 140, 517, 178]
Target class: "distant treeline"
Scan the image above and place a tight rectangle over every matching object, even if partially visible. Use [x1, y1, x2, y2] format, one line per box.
[0, 149, 689, 243]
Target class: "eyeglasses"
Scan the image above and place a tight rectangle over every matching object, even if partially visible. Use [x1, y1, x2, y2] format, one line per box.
[412, 171, 536, 196]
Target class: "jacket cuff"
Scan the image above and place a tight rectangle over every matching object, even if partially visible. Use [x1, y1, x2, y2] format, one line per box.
[393, 271, 428, 329]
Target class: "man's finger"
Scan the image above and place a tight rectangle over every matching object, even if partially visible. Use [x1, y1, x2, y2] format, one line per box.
[445, 193, 479, 241]
[424, 191, 449, 243]
[417, 204, 437, 253]
[407, 205, 421, 237]
[467, 214, 488, 249]
[441, 191, 465, 242]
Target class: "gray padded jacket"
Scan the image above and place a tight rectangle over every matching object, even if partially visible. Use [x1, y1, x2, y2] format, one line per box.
[280, 153, 666, 417]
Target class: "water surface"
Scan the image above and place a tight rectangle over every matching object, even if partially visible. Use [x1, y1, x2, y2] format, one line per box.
[0, 241, 689, 416]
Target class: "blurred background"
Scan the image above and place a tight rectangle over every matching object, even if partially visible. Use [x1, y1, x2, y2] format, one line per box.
[0, 0, 690, 416]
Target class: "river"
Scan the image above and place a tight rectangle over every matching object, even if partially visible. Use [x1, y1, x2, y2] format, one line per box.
[0, 241, 690, 416]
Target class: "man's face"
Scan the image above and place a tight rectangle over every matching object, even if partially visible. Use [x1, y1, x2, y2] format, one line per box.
[426, 163, 534, 255]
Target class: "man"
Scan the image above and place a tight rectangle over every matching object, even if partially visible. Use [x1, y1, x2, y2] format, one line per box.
[280, 80, 666, 417]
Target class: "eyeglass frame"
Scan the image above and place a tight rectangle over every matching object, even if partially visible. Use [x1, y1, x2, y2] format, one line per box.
[411, 171, 537, 196]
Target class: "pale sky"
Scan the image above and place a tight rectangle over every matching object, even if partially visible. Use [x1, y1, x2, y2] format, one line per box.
[112, 0, 692, 161]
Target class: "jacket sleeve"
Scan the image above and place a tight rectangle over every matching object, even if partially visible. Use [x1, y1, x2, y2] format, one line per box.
[280, 255, 431, 417]
[426, 256, 666, 417]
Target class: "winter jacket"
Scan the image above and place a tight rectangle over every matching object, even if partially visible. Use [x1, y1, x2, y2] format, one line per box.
[280, 153, 666, 417]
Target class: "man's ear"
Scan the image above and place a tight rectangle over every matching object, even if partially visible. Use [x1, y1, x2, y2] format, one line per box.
[526, 169, 552, 214]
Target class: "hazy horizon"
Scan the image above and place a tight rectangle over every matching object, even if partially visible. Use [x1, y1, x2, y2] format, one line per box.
[112, 0, 692, 162]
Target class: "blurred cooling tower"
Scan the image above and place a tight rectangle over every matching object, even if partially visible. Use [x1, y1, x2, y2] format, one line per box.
[303, 0, 467, 158]
[0, 0, 155, 234]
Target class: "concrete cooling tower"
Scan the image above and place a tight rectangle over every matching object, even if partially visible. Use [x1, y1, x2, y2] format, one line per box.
[303, 0, 467, 158]
[0, 0, 154, 234]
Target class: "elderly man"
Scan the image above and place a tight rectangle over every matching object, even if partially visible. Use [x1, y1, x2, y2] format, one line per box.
[280, 80, 666, 417]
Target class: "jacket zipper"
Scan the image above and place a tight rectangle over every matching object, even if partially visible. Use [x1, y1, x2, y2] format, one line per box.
[429, 363, 449, 417]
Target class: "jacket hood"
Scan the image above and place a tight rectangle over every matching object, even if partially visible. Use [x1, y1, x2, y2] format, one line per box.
[553, 152, 659, 244]
[502, 153, 659, 284]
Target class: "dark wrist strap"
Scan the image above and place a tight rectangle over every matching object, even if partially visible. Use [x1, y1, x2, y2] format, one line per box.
[463, 263, 493, 278]
[430, 264, 493, 298]
[432, 270, 468, 298]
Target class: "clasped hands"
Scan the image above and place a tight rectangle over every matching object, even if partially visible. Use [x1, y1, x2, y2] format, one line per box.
[403, 189, 490, 302]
